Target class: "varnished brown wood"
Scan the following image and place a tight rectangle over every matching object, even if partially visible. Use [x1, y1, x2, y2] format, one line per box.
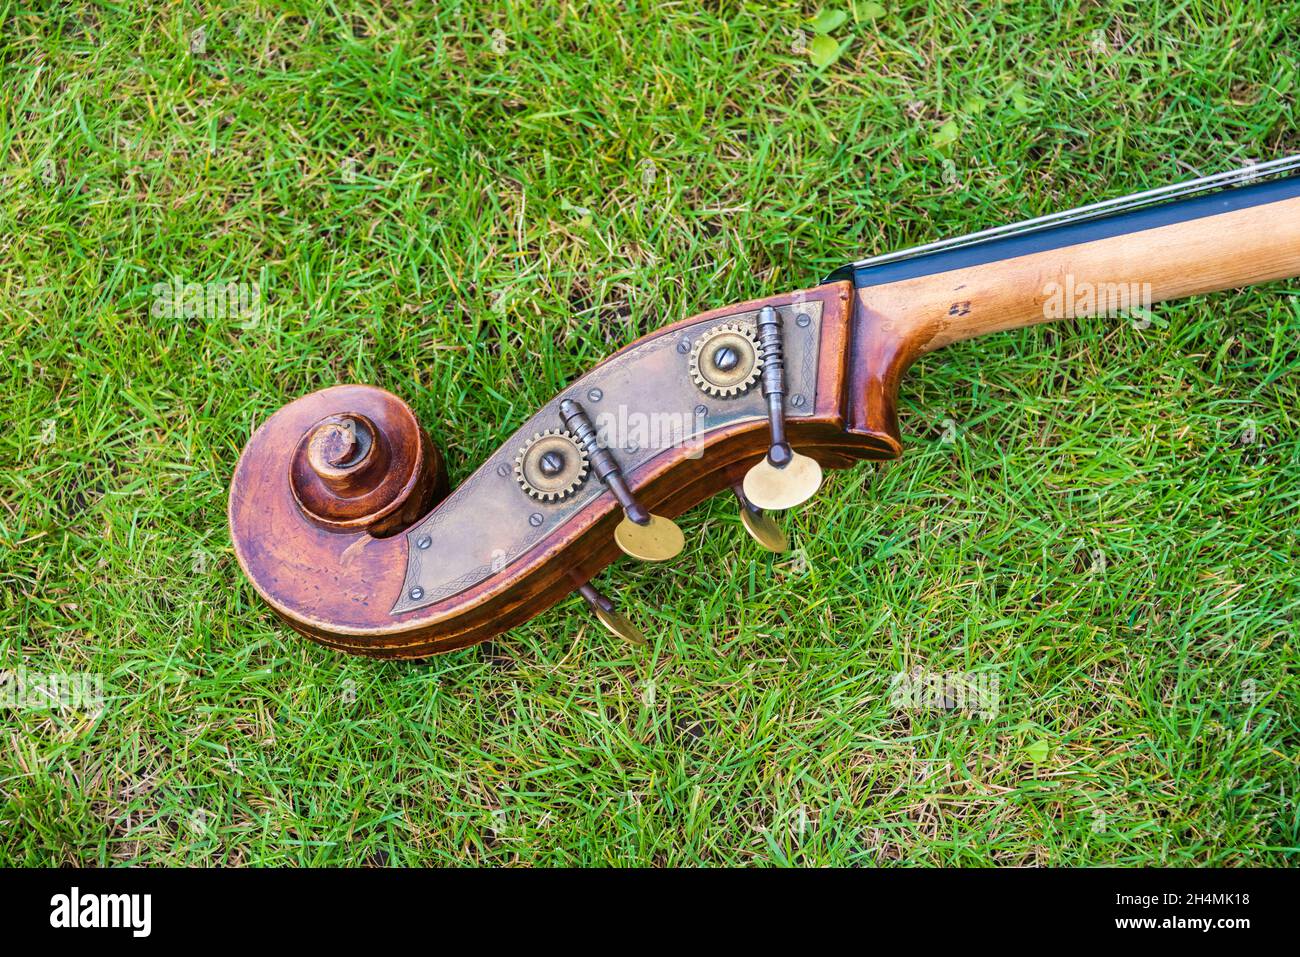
[283, 387, 449, 537]
[230, 190, 1300, 659]
[229, 283, 877, 658]
[847, 195, 1300, 446]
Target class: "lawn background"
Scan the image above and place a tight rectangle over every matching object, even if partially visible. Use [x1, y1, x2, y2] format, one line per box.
[2, 0, 1297, 865]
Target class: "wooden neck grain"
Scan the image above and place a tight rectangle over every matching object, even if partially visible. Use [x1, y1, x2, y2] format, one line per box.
[865, 194, 1300, 355]
[845, 193, 1300, 451]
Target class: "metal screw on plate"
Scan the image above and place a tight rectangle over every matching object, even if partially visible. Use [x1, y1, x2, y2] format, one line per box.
[587, 388, 603, 402]
[791, 394, 807, 408]
[676, 338, 691, 354]
[496, 464, 509, 477]
[538, 450, 566, 477]
[409, 586, 424, 601]
[796, 313, 811, 328]
[713, 345, 739, 371]
[694, 404, 708, 417]
[416, 536, 431, 549]
[529, 512, 544, 527]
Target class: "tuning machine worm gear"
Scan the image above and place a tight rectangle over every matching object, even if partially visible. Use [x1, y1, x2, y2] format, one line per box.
[742, 306, 823, 511]
[559, 399, 685, 562]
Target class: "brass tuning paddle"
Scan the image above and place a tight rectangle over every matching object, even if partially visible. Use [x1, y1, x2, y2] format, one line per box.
[732, 483, 788, 552]
[742, 305, 823, 510]
[577, 582, 646, 645]
[559, 398, 685, 562]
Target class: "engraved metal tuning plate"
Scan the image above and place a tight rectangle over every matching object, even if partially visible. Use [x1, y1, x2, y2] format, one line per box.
[392, 301, 823, 614]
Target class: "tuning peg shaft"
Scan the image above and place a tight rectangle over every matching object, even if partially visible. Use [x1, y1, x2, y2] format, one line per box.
[743, 306, 823, 511]
[559, 399, 684, 561]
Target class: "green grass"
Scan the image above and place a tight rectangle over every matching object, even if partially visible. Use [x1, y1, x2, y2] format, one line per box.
[2, 0, 1298, 865]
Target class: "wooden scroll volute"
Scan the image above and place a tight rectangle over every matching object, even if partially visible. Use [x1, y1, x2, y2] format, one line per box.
[258, 385, 449, 540]
[228, 283, 894, 657]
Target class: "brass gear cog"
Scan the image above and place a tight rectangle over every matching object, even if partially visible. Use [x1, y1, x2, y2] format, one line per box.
[689, 320, 762, 398]
[514, 429, 589, 502]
